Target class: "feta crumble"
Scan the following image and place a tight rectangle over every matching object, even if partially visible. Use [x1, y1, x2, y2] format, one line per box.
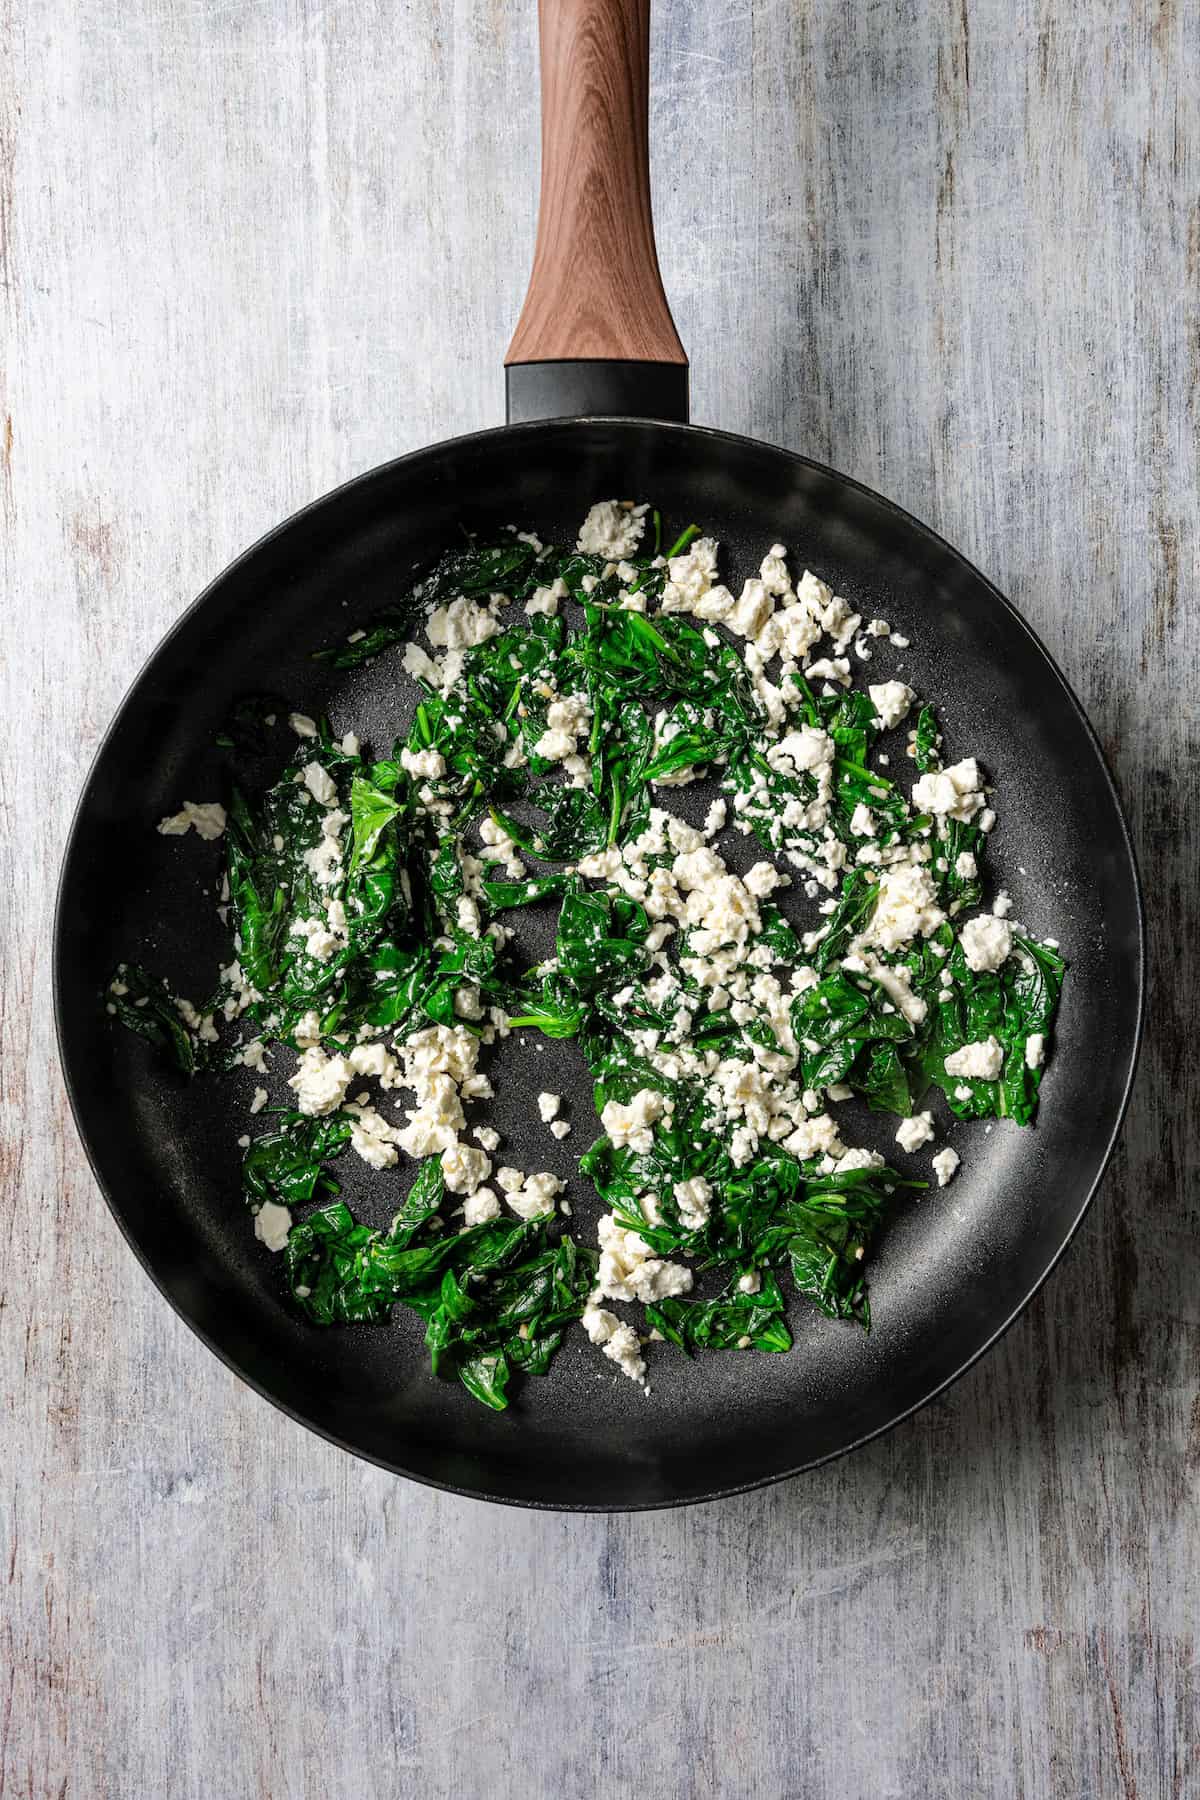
[943, 1036, 1004, 1080]
[931, 1146, 961, 1187]
[157, 800, 226, 841]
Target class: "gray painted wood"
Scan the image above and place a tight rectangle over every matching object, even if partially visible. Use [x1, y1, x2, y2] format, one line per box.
[2, 0, 1196, 1793]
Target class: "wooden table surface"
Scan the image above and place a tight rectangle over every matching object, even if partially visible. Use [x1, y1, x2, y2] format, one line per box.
[3, 0, 1196, 1793]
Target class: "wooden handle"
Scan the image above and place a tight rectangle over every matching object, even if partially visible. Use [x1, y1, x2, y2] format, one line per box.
[505, 0, 687, 368]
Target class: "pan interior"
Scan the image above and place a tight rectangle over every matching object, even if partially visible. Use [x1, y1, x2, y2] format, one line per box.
[56, 421, 1142, 1507]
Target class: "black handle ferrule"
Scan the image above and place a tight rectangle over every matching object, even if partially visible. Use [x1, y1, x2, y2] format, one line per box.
[505, 359, 689, 425]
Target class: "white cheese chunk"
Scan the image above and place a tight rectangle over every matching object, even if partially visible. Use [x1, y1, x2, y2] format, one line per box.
[462, 1188, 501, 1226]
[581, 1305, 647, 1387]
[576, 500, 649, 560]
[400, 746, 445, 780]
[600, 1088, 666, 1154]
[156, 800, 227, 840]
[895, 1110, 936, 1152]
[288, 1047, 356, 1116]
[596, 1215, 693, 1304]
[861, 859, 945, 951]
[300, 762, 337, 807]
[912, 758, 986, 823]
[943, 1036, 1004, 1080]
[959, 914, 1013, 973]
[672, 1175, 712, 1229]
[502, 1170, 565, 1220]
[932, 1146, 961, 1186]
[254, 1201, 292, 1252]
[345, 1104, 402, 1169]
[427, 597, 500, 649]
[868, 680, 915, 729]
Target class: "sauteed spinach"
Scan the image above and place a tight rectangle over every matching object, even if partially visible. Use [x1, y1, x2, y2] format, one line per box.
[110, 500, 1065, 1405]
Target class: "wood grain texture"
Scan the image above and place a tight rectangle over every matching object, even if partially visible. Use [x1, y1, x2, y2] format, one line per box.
[506, 0, 686, 364]
[2, 0, 1197, 1796]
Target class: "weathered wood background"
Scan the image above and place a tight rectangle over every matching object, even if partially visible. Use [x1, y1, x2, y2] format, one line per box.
[2, 0, 1196, 1793]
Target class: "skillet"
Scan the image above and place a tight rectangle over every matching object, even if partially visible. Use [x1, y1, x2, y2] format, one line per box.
[54, 0, 1144, 1510]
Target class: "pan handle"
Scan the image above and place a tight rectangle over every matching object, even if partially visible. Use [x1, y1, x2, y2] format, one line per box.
[504, 0, 689, 424]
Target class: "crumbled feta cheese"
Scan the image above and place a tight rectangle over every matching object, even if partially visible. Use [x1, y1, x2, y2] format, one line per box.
[302, 807, 347, 888]
[728, 578, 775, 639]
[943, 1036, 1004, 1080]
[576, 500, 648, 560]
[400, 746, 446, 780]
[673, 1175, 712, 1229]
[932, 1146, 961, 1187]
[288, 712, 318, 738]
[395, 1089, 463, 1159]
[462, 1188, 501, 1226]
[959, 914, 1012, 973]
[345, 1103, 402, 1169]
[868, 681, 915, 729]
[288, 1047, 356, 1116]
[781, 1112, 844, 1159]
[660, 537, 719, 612]
[288, 914, 343, 962]
[156, 800, 227, 841]
[895, 1110, 935, 1152]
[837, 1147, 886, 1172]
[860, 953, 928, 1024]
[401, 641, 439, 684]
[537, 1091, 561, 1122]
[427, 597, 501, 649]
[534, 692, 591, 762]
[503, 1170, 565, 1220]
[861, 859, 945, 951]
[525, 577, 567, 618]
[440, 1141, 492, 1196]
[581, 1305, 647, 1386]
[758, 544, 791, 596]
[596, 1214, 693, 1304]
[743, 861, 785, 898]
[703, 798, 726, 838]
[1025, 1033, 1045, 1069]
[401, 1024, 481, 1089]
[772, 725, 834, 772]
[254, 1201, 292, 1252]
[806, 656, 851, 687]
[912, 758, 986, 823]
[600, 1088, 666, 1154]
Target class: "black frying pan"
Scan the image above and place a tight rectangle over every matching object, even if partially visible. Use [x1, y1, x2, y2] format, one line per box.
[54, 0, 1144, 1510]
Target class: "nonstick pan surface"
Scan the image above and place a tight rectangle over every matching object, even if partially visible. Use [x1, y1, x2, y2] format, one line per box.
[55, 417, 1144, 1509]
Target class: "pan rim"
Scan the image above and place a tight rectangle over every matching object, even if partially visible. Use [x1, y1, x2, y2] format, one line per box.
[52, 416, 1147, 1512]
